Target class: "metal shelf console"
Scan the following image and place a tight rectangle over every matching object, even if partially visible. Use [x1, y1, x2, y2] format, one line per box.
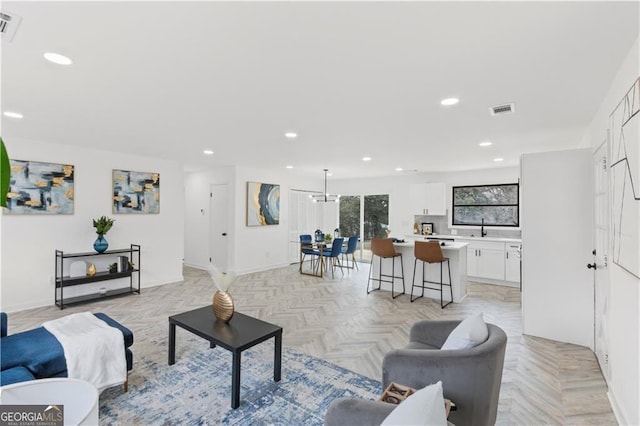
[55, 244, 141, 309]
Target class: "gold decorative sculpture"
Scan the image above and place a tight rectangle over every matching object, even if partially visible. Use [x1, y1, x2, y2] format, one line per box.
[209, 266, 236, 323]
[212, 291, 234, 323]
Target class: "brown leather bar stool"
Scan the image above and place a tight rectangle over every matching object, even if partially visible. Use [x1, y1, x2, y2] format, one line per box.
[411, 241, 452, 308]
[367, 238, 405, 299]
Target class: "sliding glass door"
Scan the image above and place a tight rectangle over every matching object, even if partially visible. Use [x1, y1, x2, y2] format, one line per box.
[362, 195, 389, 261]
[338, 194, 388, 262]
[339, 196, 361, 239]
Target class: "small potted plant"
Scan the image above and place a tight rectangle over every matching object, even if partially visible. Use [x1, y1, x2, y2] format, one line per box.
[108, 262, 118, 273]
[324, 233, 333, 243]
[92, 216, 115, 253]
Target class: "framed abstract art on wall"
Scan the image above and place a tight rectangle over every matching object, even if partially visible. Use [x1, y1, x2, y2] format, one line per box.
[113, 169, 160, 214]
[247, 181, 280, 226]
[4, 159, 74, 215]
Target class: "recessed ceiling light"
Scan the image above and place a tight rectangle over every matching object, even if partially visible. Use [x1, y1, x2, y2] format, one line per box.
[3, 111, 23, 119]
[284, 132, 298, 139]
[44, 52, 72, 65]
[285, 165, 293, 169]
[395, 167, 403, 172]
[203, 150, 214, 155]
[479, 141, 492, 147]
[493, 158, 504, 162]
[362, 157, 372, 162]
[440, 98, 459, 106]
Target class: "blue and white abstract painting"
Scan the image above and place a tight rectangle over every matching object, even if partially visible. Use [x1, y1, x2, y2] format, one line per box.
[113, 169, 160, 214]
[4, 159, 74, 214]
[247, 182, 280, 226]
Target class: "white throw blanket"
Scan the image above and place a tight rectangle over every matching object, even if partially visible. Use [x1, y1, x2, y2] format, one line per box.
[43, 312, 127, 392]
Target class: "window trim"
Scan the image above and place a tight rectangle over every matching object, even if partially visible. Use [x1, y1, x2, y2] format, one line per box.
[451, 183, 520, 227]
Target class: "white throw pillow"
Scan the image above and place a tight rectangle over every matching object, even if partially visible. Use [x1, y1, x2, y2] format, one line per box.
[441, 312, 488, 350]
[380, 381, 447, 426]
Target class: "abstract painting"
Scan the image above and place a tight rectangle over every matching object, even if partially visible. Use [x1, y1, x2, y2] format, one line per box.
[609, 77, 640, 278]
[247, 182, 280, 226]
[113, 169, 160, 214]
[4, 160, 74, 214]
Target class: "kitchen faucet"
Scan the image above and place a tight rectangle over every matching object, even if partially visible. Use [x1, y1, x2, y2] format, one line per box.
[481, 218, 487, 237]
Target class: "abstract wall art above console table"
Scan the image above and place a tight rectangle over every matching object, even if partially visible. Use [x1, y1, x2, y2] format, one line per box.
[113, 169, 160, 214]
[4, 159, 74, 214]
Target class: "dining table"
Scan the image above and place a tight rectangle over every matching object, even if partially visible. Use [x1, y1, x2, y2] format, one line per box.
[299, 239, 346, 278]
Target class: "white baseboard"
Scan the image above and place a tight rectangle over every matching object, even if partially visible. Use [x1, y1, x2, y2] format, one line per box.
[183, 262, 291, 276]
[141, 275, 184, 289]
[3, 298, 52, 314]
[608, 389, 630, 426]
[468, 277, 520, 288]
[183, 262, 209, 271]
[2, 276, 184, 314]
[236, 262, 291, 275]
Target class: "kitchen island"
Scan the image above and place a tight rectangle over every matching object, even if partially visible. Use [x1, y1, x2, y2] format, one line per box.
[370, 241, 469, 303]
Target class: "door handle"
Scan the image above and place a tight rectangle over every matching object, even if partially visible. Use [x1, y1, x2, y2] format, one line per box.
[587, 263, 597, 270]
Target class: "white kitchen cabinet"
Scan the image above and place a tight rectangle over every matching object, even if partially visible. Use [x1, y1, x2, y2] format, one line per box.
[505, 243, 521, 283]
[465, 240, 506, 281]
[410, 182, 446, 216]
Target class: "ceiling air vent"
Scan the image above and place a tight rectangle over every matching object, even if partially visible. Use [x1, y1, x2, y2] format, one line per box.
[0, 11, 22, 42]
[490, 103, 515, 116]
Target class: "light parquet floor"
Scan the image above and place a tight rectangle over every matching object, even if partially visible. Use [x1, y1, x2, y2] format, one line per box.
[6, 264, 615, 425]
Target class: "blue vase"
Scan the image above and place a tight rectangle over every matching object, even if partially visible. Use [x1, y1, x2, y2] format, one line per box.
[94, 235, 108, 253]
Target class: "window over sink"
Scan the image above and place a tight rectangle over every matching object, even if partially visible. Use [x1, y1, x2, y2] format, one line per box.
[452, 183, 519, 227]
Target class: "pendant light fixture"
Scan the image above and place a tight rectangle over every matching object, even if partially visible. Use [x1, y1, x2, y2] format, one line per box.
[310, 169, 340, 203]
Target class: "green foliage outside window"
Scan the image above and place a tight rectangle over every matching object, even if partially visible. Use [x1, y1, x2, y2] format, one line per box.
[364, 195, 389, 240]
[339, 196, 360, 238]
[452, 184, 519, 226]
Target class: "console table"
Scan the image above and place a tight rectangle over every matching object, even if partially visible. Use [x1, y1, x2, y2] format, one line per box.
[55, 244, 141, 309]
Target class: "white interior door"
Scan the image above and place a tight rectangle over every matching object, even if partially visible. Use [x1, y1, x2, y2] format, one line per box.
[210, 184, 229, 272]
[593, 140, 610, 381]
[288, 190, 318, 264]
[521, 149, 594, 347]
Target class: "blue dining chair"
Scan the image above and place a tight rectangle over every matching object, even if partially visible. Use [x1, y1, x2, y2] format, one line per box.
[322, 237, 345, 278]
[300, 234, 321, 274]
[342, 236, 359, 271]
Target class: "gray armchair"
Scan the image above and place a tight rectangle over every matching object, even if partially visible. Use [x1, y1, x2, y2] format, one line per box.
[325, 320, 507, 426]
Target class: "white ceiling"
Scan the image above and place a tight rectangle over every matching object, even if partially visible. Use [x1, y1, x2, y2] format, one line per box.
[1, 1, 638, 179]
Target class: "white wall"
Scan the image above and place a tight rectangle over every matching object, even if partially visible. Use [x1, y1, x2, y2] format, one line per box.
[184, 166, 321, 274]
[331, 167, 520, 237]
[580, 37, 640, 425]
[0, 138, 185, 312]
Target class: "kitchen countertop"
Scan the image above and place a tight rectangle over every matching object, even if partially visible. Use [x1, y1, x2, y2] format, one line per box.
[406, 234, 522, 243]
[394, 241, 469, 250]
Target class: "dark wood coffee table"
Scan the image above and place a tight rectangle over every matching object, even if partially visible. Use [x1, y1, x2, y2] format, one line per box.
[168, 306, 282, 409]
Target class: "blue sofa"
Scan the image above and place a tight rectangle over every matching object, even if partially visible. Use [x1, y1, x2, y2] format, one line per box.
[0, 312, 134, 388]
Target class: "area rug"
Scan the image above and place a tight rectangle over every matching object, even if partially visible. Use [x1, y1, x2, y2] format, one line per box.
[99, 330, 381, 425]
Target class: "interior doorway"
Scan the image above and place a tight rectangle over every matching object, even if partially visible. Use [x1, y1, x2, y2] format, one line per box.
[210, 184, 229, 272]
[593, 139, 610, 382]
